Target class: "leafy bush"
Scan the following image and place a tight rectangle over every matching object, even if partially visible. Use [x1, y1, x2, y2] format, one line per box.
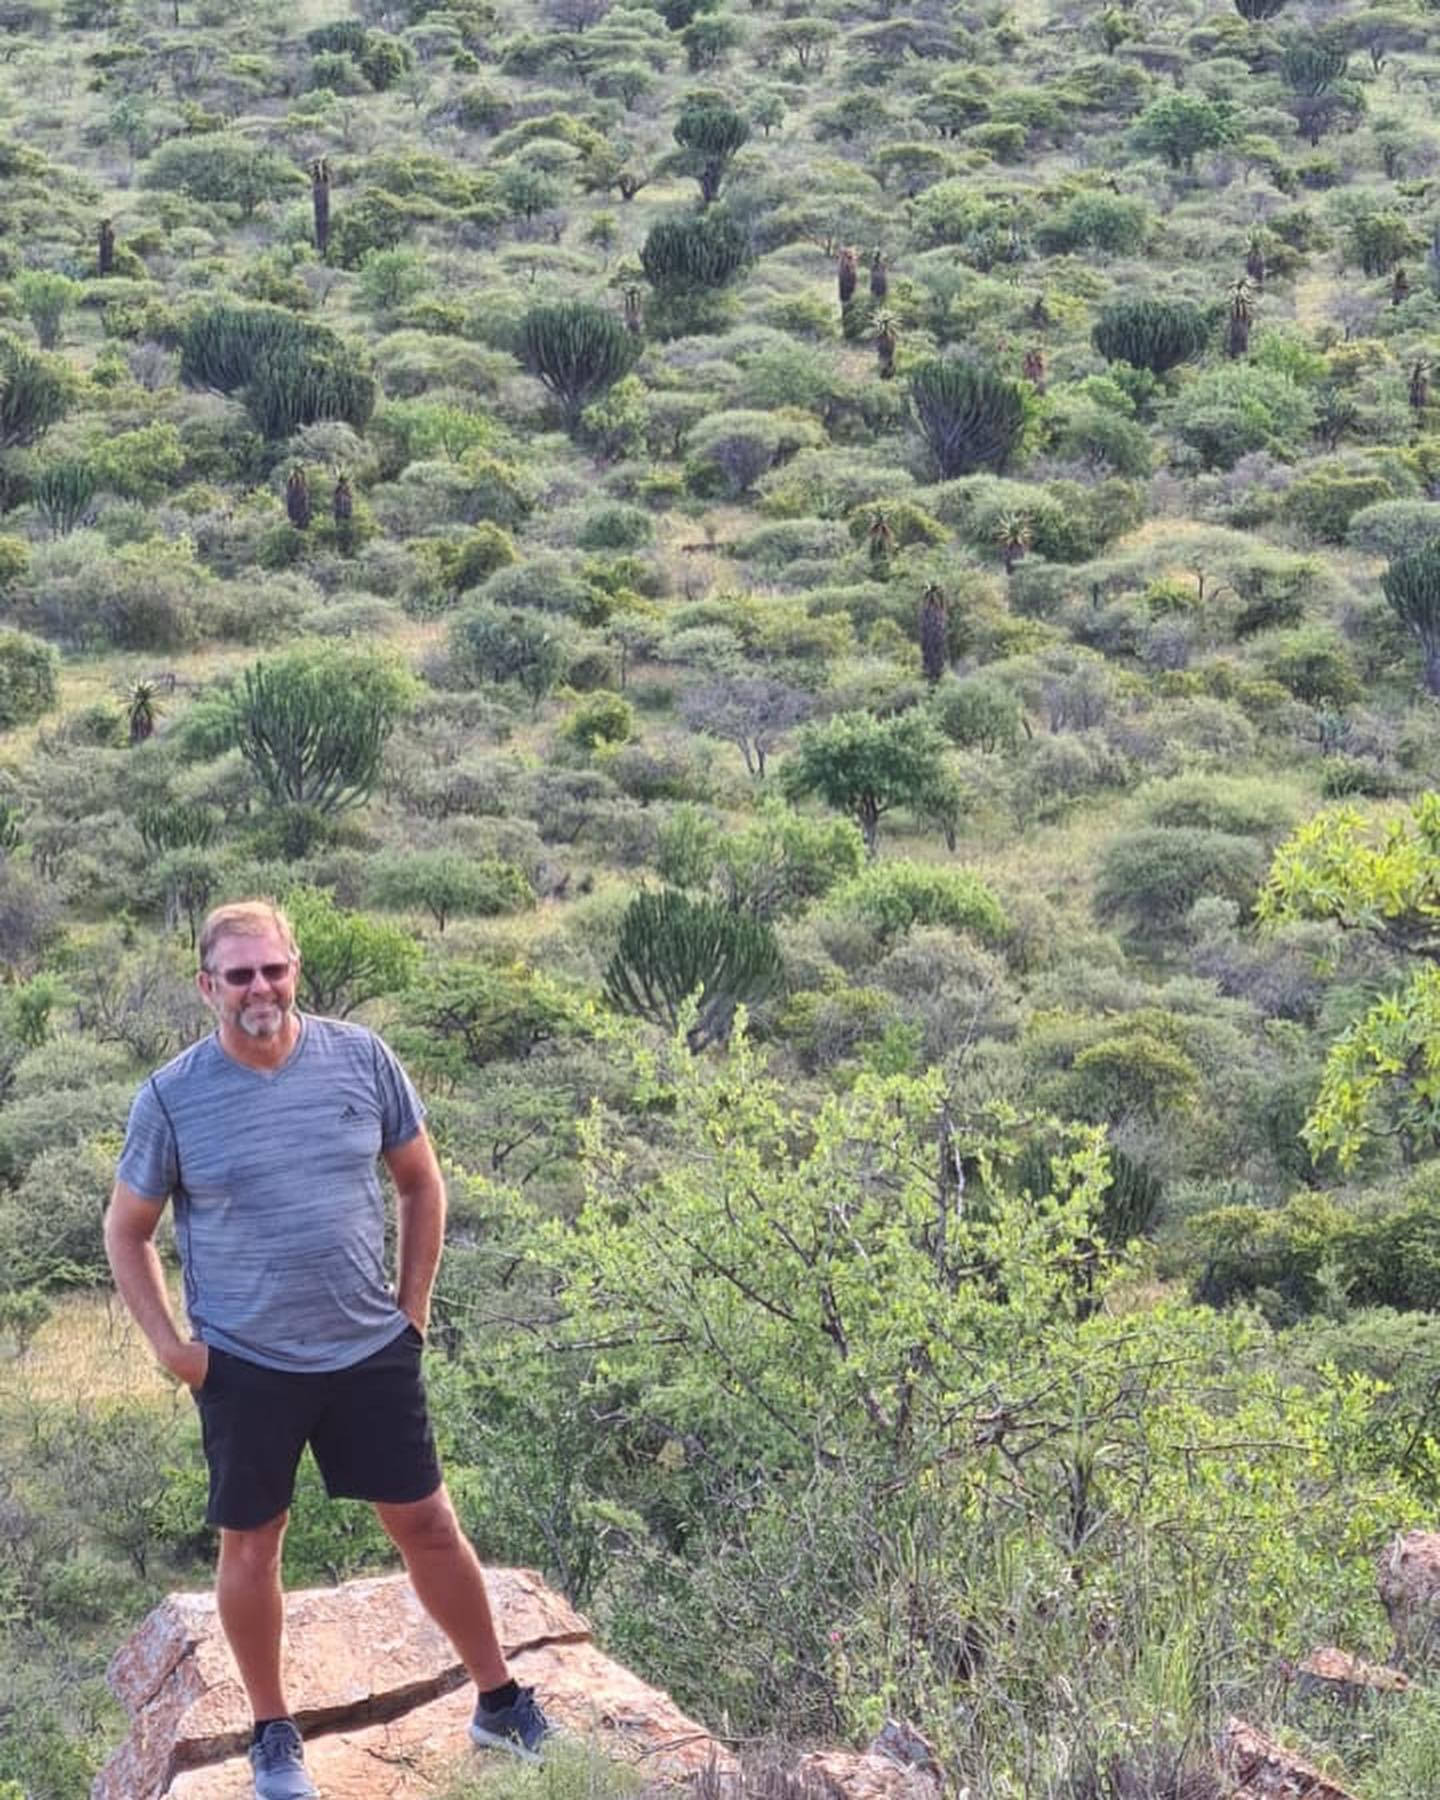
[141, 134, 299, 213]
[1140, 774, 1300, 838]
[1094, 827, 1267, 935]
[372, 850, 533, 929]
[1258, 627, 1361, 707]
[930, 674, 1022, 752]
[826, 860, 1007, 943]
[1282, 464, 1398, 544]
[1346, 500, 1440, 563]
[562, 691, 635, 751]
[0, 630, 57, 728]
[1171, 365, 1317, 469]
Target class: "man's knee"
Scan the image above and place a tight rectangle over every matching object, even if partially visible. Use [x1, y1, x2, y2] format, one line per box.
[218, 1510, 289, 1576]
[375, 1486, 462, 1556]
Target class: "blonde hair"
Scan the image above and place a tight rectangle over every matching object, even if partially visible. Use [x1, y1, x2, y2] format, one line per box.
[198, 900, 297, 971]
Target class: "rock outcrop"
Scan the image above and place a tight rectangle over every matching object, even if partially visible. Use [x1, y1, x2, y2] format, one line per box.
[94, 1569, 731, 1799]
[1378, 1528, 1440, 1666]
[1217, 1717, 1360, 1800]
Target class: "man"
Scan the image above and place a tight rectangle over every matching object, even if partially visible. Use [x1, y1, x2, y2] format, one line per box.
[104, 899, 549, 1800]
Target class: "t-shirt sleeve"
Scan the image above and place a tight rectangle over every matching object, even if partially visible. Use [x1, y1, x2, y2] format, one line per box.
[373, 1036, 427, 1151]
[115, 1079, 179, 1203]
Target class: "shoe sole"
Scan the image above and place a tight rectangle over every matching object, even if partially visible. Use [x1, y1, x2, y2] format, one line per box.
[469, 1723, 544, 1764]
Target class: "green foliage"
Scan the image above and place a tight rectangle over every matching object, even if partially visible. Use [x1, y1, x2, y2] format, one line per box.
[141, 133, 299, 213]
[672, 90, 750, 205]
[562, 690, 634, 752]
[931, 674, 1022, 752]
[1094, 827, 1267, 936]
[908, 358, 1028, 479]
[1034, 191, 1149, 256]
[374, 850, 533, 930]
[517, 301, 638, 430]
[603, 888, 783, 1049]
[0, 330, 72, 451]
[1259, 627, 1361, 708]
[231, 643, 414, 815]
[179, 301, 375, 440]
[1282, 465, 1396, 544]
[640, 207, 750, 294]
[1348, 500, 1440, 564]
[781, 708, 950, 855]
[284, 884, 420, 1017]
[1383, 542, 1440, 695]
[31, 459, 96, 537]
[1170, 364, 1317, 469]
[0, 629, 58, 728]
[14, 269, 79, 349]
[1130, 93, 1236, 170]
[1091, 299, 1209, 375]
[826, 859, 1006, 944]
[448, 602, 574, 710]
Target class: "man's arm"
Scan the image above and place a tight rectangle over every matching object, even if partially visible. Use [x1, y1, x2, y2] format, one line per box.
[104, 1181, 208, 1387]
[384, 1127, 446, 1337]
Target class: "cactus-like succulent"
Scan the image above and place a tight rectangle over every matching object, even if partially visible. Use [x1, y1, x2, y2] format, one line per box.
[875, 310, 898, 380]
[919, 583, 948, 684]
[286, 465, 312, 530]
[517, 300, 639, 431]
[869, 249, 887, 301]
[1225, 277, 1255, 359]
[1092, 298, 1209, 375]
[838, 245, 858, 304]
[909, 357, 1027, 478]
[98, 217, 115, 277]
[311, 158, 331, 258]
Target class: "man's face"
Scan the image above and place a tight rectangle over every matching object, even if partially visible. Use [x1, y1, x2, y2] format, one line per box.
[198, 929, 300, 1041]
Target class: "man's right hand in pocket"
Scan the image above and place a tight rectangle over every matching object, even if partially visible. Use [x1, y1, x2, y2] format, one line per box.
[165, 1341, 210, 1390]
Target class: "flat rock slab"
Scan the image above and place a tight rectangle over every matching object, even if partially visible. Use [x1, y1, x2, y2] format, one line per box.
[93, 1571, 643, 1800]
[1217, 1717, 1360, 1800]
[797, 1751, 942, 1800]
[166, 1641, 731, 1797]
[1294, 1647, 1411, 1699]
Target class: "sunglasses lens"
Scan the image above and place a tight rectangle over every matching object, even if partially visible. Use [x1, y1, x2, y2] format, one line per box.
[218, 962, 290, 988]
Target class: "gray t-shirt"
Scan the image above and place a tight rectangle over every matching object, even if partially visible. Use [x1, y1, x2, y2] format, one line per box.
[116, 1013, 427, 1373]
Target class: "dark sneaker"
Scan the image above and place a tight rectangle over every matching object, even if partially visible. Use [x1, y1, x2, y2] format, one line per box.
[469, 1684, 551, 1761]
[248, 1719, 318, 1800]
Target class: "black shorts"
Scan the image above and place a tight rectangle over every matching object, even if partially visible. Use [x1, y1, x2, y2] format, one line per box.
[194, 1324, 443, 1530]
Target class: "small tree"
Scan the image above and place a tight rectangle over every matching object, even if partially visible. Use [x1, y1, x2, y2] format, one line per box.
[919, 584, 948, 683]
[374, 850, 534, 932]
[909, 358, 1027, 478]
[448, 603, 573, 713]
[15, 271, 80, 350]
[0, 631, 58, 729]
[672, 91, 750, 206]
[677, 675, 812, 777]
[1383, 543, 1440, 696]
[284, 884, 420, 1018]
[604, 888, 783, 1050]
[517, 301, 638, 431]
[782, 709, 949, 856]
[1130, 93, 1235, 172]
[231, 644, 413, 815]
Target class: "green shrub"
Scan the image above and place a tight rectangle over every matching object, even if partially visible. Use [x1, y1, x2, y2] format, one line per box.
[562, 691, 635, 752]
[576, 504, 654, 552]
[0, 629, 58, 728]
[1258, 627, 1361, 707]
[141, 133, 299, 213]
[1139, 774, 1300, 838]
[1171, 365, 1317, 470]
[826, 860, 1007, 943]
[1035, 191, 1149, 255]
[1282, 465, 1398, 544]
[372, 850, 533, 930]
[1347, 500, 1440, 563]
[930, 675, 1022, 752]
[1094, 827, 1266, 935]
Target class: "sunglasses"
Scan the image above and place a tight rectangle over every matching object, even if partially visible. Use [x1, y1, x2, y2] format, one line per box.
[207, 961, 294, 989]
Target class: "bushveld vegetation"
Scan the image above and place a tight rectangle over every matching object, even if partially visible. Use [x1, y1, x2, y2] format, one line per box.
[3, 0, 1440, 1791]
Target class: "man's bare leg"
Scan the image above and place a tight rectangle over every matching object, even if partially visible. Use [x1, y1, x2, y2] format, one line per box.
[217, 1512, 291, 1721]
[375, 1487, 510, 1691]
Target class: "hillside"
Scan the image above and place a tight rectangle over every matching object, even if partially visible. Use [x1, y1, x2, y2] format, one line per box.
[3, 0, 1440, 1790]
